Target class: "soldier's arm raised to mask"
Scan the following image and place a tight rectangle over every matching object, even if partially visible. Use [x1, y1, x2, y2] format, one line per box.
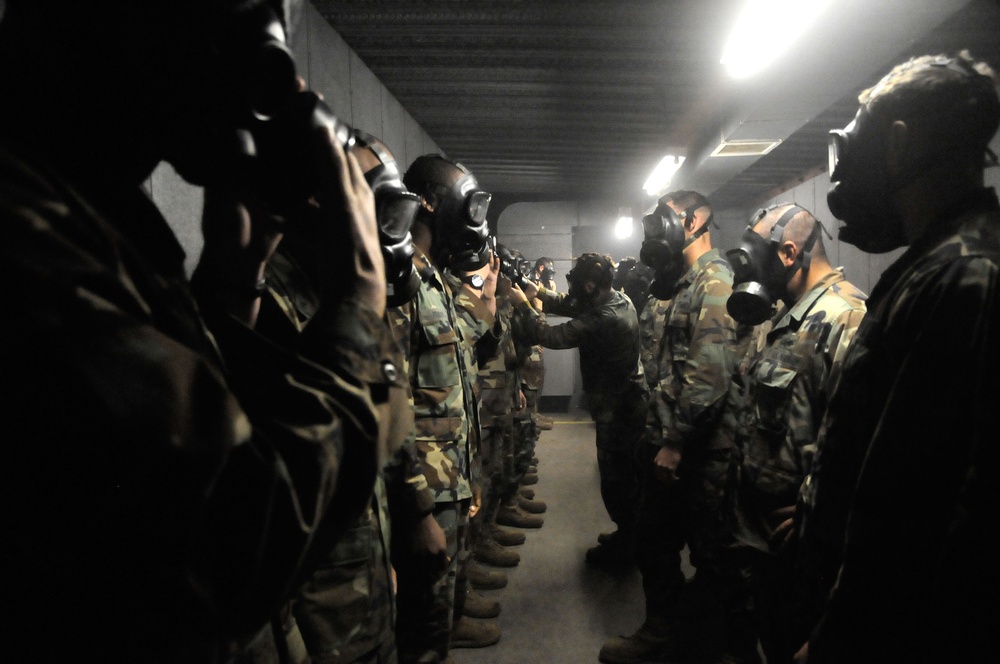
[656, 272, 738, 451]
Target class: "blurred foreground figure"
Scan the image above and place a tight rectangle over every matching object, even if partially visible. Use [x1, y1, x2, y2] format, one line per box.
[801, 51, 1000, 663]
[0, 1, 392, 661]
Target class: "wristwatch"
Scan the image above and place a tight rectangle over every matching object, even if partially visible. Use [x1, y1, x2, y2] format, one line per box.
[461, 273, 485, 289]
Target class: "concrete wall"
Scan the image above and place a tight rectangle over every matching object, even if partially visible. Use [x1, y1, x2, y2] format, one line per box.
[150, 0, 443, 276]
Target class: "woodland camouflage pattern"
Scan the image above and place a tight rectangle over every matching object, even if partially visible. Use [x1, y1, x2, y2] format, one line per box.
[639, 294, 670, 389]
[649, 248, 742, 452]
[388, 252, 479, 502]
[730, 269, 866, 553]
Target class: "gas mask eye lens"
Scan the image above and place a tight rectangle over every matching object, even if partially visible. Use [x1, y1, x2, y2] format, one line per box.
[378, 192, 421, 239]
[467, 191, 491, 223]
[828, 130, 848, 177]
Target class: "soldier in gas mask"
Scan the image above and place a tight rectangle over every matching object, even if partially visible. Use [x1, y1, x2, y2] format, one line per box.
[389, 154, 503, 660]
[601, 190, 745, 664]
[0, 1, 394, 662]
[508, 253, 647, 566]
[797, 52, 1000, 664]
[719, 204, 866, 664]
[257, 135, 450, 664]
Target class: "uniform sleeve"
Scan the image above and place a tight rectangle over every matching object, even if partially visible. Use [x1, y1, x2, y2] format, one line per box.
[514, 299, 600, 350]
[656, 275, 738, 451]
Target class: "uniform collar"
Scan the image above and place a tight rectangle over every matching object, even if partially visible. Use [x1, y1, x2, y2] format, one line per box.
[771, 269, 846, 334]
[679, 247, 723, 286]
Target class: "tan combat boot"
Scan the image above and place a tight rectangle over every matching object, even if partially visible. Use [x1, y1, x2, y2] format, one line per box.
[450, 617, 501, 649]
[474, 537, 521, 567]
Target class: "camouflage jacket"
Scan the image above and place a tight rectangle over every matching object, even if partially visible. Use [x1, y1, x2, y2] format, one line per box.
[260, 246, 434, 662]
[804, 188, 1000, 663]
[639, 294, 671, 389]
[650, 248, 741, 452]
[730, 269, 866, 552]
[388, 252, 478, 502]
[478, 300, 519, 427]
[517, 289, 644, 399]
[0, 142, 384, 663]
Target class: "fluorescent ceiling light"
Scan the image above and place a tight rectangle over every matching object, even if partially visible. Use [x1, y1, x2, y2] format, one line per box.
[642, 155, 685, 196]
[614, 216, 634, 239]
[710, 139, 783, 157]
[721, 0, 834, 79]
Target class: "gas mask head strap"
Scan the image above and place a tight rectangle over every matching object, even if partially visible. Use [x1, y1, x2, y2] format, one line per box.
[767, 205, 830, 273]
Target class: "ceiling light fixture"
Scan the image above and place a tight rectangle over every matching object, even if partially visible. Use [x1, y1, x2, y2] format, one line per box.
[721, 0, 834, 79]
[614, 216, 634, 239]
[642, 155, 685, 196]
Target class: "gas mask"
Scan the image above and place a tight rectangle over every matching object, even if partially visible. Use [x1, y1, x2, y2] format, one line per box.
[353, 134, 422, 307]
[726, 205, 826, 326]
[428, 167, 492, 271]
[640, 201, 710, 299]
[566, 255, 613, 308]
[535, 262, 556, 284]
[826, 108, 906, 253]
[175, 1, 357, 214]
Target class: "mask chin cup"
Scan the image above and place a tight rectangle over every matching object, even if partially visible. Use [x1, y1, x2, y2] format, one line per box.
[387, 266, 422, 308]
[727, 282, 774, 326]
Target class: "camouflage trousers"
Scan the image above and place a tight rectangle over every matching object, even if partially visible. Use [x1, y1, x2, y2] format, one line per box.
[475, 420, 513, 534]
[508, 414, 536, 503]
[395, 499, 470, 664]
[293, 477, 396, 664]
[634, 440, 733, 621]
[718, 542, 817, 664]
[589, 389, 647, 531]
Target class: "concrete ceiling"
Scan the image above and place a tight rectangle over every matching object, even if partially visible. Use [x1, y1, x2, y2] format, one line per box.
[316, 0, 1000, 214]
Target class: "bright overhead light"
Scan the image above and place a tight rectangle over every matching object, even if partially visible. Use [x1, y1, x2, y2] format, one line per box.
[614, 216, 634, 239]
[642, 155, 685, 196]
[721, 0, 834, 79]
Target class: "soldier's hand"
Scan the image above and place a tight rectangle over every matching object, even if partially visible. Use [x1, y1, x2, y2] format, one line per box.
[469, 484, 483, 518]
[516, 390, 527, 412]
[522, 280, 539, 301]
[411, 513, 449, 572]
[767, 504, 798, 552]
[196, 189, 284, 327]
[496, 273, 513, 299]
[653, 445, 681, 484]
[483, 251, 501, 301]
[312, 129, 385, 316]
[508, 283, 529, 306]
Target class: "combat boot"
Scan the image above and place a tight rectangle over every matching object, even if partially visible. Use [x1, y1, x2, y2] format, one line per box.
[599, 622, 679, 664]
[450, 617, 501, 649]
[520, 472, 539, 486]
[489, 523, 526, 546]
[463, 591, 501, 619]
[518, 495, 547, 514]
[527, 465, 538, 474]
[519, 487, 536, 500]
[467, 561, 508, 590]
[475, 538, 521, 567]
[531, 455, 540, 465]
[534, 414, 555, 430]
[496, 503, 544, 529]
[585, 538, 634, 567]
[597, 530, 617, 545]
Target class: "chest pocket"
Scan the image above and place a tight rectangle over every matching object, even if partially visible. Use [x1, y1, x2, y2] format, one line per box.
[750, 345, 801, 436]
[416, 306, 461, 389]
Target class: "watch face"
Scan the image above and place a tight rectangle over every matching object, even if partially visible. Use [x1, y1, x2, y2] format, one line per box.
[469, 274, 485, 288]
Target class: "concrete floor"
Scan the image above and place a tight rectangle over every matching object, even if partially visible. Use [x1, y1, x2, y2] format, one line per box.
[451, 410, 692, 664]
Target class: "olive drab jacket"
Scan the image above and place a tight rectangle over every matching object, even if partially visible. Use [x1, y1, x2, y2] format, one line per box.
[388, 252, 482, 503]
[650, 248, 745, 452]
[0, 142, 385, 663]
[804, 188, 1000, 664]
[729, 269, 866, 553]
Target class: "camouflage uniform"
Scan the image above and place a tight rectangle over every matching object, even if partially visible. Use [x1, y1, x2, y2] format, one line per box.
[639, 248, 742, 632]
[803, 189, 1000, 664]
[725, 269, 866, 663]
[259, 247, 436, 664]
[515, 289, 647, 533]
[639, 294, 671, 390]
[0, 143, 385, 663]
[388, 253, 484, 663]
[475, 299, 518, 528]
[511, 309, 544, 487]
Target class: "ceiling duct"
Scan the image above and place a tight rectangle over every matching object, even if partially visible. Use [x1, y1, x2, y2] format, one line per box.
[710, 139, 783, 157]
